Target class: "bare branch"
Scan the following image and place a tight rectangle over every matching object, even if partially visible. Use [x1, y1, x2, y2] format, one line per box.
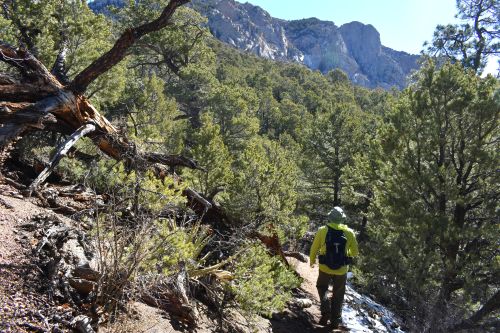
[51, 38, 70, 85]
[0, 102, 57, 149]
[69, 0, 190, 93]
[144, 152, 200, 170]
[28, 122, 96, 194]
[0, 42, 62, 88]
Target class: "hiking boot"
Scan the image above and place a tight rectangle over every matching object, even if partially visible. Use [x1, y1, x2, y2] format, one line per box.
[330, 324, 350, 332]
[319, 315, 329, 326]
[330, 318, 342, 329]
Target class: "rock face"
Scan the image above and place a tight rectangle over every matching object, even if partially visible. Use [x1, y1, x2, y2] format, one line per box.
[89, 0, 420, 89]
[190, 0, 303, 61]
[190, 0, 419, 89]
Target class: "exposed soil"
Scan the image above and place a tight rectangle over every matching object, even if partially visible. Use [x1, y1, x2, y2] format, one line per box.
[0, 182, 333, 333]
[269, 259, 336, 333]
[0, 186, 75, 332]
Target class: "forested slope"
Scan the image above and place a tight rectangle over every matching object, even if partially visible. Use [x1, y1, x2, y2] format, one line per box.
[0, 0, 498, 332]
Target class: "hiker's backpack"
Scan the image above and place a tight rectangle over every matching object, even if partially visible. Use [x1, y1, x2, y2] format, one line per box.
[318, 227, 348, 270]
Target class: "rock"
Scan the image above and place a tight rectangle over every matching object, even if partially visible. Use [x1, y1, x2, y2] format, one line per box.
[71, 315, 95, 333]
[73, 266, 100, 282]
[52, 325, 64, 333]
[61, 237, 90, 266]
[69, 278, 96, 295]
[228, 309, 272, 333]
[190, 0, 419, 89]
[295, 298, 313, 308]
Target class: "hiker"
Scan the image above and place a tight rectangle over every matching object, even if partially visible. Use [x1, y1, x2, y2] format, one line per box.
[309, 206, 359, 328]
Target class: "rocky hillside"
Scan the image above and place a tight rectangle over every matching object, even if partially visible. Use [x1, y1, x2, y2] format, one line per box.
[89, 0, 419, 89]
[0, 187, 406, 333]
[189, 0, 420, 89]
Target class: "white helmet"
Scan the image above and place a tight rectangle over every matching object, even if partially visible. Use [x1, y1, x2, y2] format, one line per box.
[327, 206, 346, 222]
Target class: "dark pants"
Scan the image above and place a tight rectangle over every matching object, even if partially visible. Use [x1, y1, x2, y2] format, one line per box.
[316, 271, 347, 325]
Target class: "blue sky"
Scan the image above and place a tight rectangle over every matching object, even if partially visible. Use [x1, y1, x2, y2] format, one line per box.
[243, 0, 458, 54]
[242, 0, 498, 75]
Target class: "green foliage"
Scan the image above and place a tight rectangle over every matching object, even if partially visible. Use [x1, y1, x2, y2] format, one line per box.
[207, 84, 260, 150]
[0, 0, 58, 56]
[56, 138, 102, 183]
[116, 2, 213, 78]
[425, 0, 499, 73]
[107, 163, 186, 213]
[227, 137, 305, 235]
[125, 74, 186, 153]
[299, 91, 375, 223]
[361, 61, 499, 330]
[229, 243, 301, 316]
[185, 112, 234, 198]
[60, 155, 186, 213]
[0, 0, 126, 107]
[142, 220, 212, 274]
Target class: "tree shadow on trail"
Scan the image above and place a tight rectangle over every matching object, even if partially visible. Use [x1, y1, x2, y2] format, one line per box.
[269, 303, 331, 333]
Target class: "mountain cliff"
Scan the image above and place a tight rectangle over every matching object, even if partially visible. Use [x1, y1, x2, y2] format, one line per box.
[89, 0, 420, 89]
[190, 0, 419, 89]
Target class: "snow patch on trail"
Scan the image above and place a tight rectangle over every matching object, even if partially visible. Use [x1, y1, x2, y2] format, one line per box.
[289, 257, 405, 333]
[342, 284, 405, 333]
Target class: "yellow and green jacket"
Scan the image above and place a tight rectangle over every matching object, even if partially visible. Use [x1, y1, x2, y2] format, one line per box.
[309, 222, 359, 275]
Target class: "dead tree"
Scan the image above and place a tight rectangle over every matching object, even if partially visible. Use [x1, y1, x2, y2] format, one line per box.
[1, 0, 189, 160]
[0, 0, 293, 267]
[0, 0, 211, 204]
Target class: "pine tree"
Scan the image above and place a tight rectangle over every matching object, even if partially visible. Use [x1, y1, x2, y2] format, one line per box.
[365, 61, 499, 331]
[426, 0, 499, 74]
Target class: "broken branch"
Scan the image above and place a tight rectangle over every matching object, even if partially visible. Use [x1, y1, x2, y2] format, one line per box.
[0, 83, 55, 102]
[0, 42, 62, 88]
[28, 122, 96, 194]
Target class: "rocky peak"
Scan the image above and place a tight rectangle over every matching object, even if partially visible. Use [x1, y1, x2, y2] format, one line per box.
[191, 0, 420, 89]
[340, 21, 382, 58]
[190, 0, 300, 61]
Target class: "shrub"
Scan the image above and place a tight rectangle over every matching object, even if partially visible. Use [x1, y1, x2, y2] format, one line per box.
[228, 243, 301, 317]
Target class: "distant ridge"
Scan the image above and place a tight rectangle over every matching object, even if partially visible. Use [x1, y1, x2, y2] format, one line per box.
[89, 0, 420, 89]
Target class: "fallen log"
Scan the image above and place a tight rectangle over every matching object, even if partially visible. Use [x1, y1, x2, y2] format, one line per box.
[0, 73, 17, 85]
[0, 1, 192, 168]
[0, 83, 55, 102]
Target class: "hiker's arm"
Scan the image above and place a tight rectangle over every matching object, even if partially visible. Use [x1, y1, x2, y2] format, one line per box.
[309, 231, 321, 267]
[347, 230, 359, 257]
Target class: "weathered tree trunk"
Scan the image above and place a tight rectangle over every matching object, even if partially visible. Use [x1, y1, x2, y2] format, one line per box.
[1, 0, 188, 161]
[450, 290, 500, 331]
[0, 1, 208, 200]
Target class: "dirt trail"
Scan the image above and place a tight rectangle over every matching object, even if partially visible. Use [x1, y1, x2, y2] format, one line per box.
[0, 190, 68, 332]
[268, 258, 339, 333]
[292, 257, 322, 298]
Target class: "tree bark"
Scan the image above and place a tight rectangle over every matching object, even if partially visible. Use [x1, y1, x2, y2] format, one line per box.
[0, 83, 55, 102]
[450, 290, 500, 331]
